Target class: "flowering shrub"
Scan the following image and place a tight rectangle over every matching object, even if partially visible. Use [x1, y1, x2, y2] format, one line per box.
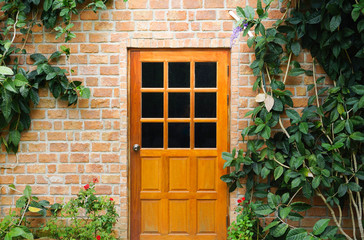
[228, 197, 262, 240]
[43, 180, 118, 240]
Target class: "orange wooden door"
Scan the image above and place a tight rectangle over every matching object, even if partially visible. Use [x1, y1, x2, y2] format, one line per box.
[130, 49, 229, 240]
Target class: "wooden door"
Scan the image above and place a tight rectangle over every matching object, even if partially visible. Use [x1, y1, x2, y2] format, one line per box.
[130, 49, 229, 240]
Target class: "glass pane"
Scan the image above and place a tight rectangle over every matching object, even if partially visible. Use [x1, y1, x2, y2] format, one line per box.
[168, 123, 190, 148]
[142, 93, 163, 118]
[195, 123, 216, 148]
[168, 93, 190, 118]
[142, 123, 164, 148]
[195, 62, 217, 88]
[142, 62, 163, 88]
[195, 93, 216, 118]
[168, 62, 190, 88]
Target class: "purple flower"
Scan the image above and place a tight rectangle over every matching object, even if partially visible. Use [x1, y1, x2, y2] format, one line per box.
[230, 25, 243, 47]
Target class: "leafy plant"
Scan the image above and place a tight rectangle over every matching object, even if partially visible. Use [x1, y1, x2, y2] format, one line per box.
[222, 0, 364, 239]
[228, 197, 262, 240]
[43, 180, 119, 240]
[0, 0, 127, 154]
[0, 184, 60, 240]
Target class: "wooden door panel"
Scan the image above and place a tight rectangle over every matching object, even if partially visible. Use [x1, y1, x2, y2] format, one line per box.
[130, 49, 229, 240]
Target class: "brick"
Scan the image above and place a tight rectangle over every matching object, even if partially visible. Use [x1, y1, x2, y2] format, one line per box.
[115, 22, 135, 31]
[150, 22, 168, 31]
[16, 175, 35, 184]
[170, 22, 189, 31]
[92, 143, 111, 152]
[150, 0, 169, 8]
[80, 44, 99, 53]
[81, 110, 100, 119]
[94, 22, 114, 31]
[27, 165, 46, 174]
[86, 164, 104, 173]
[28, 143, 46, 152]
[112, 11, 132, 20]
[133, 11, 153, 20]
[128, 0, 147, 9]
[80, 11, 98, 20]
[85, 121, 103, 130]
[39, 154, 57, 163]
[196, 10, 216, 20]
[100, 66, 119, 75]
[58, 164, 77, 173]
[65, 175, 80, 184]
[48, 110, 67, 119]
[50, 186, 69, 195]
[102, 175, 120, 183]
[167, 11, 187, 20]
[94, 88, 113, 97]
[64, 121, 83, 130]
[70, 153, 89, 163]
[71, 143, 90, 152]
[102, 154, 119, 163]
[102, 110, 120, 119]
[50, 143, 69, 152]
[204, 0, 224, 8]
[89, 34, 108, 43]
[183, 0, 202, 8]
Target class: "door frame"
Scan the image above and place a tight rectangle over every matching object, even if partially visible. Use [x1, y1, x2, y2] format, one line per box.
[126, 48, 231, 239]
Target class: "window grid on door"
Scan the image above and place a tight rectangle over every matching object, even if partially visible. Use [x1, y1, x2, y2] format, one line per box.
[140, 61, 217, 149]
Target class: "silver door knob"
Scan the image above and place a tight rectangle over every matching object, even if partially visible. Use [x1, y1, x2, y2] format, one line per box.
[133, 144, 140, 152]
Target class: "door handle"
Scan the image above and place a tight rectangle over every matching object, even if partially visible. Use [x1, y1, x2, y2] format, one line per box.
[133, 144, 140, 152]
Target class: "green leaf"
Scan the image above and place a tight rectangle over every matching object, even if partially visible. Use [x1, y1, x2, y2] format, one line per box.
[49, 51, 62, 61]
[9, 130, 21, 146]
[23, 185, 32, 198]
[244, 6, 255, 20]
[312, 176, 321, 189]
[291, 178, 301, 188]
[352, 8, 360, 21]
[351, 85, 364, 95]
[274, 166, 284, 180]
[329, 15, 341, 32]
[299, 122, 308, 134]
[279, 206, 291, 219]
[291, 41, 301, 56]
[80, 87, 91, 99]
[286, 228, 307, 240]
[263, 220, 280, 232]
[43, 0, 52, 11]
[255, 204, 274, 215]
[313, 219, 330, 235]
[3, 79, 17, 93]
[261, 125, 271, 139]
[347, 182, 362, 192]
[14, 73, 28, 86]
[286, 109, 300, 123]
[291, 202, 311, 211]
[338, 184, 347, 197]
[0, 66, 14, 75]
[333, 120, 345, 133]
[350, 132, 364, 142]
[30, 53, 47, 64]
[358, 19, 364, 32]
[273, 223, 289, 237]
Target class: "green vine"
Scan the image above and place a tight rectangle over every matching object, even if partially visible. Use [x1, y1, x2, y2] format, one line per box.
[0, 0, 127, 154]
[223, 0, 364, 239]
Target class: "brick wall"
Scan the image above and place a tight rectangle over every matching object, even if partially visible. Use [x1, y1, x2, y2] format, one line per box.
[0, 0, 349, 238]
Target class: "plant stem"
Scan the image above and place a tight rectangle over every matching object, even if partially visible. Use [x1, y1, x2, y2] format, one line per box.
[316, 190, 353, 240]
[283, 52, 292, 84]
[278, 117, 290, 138]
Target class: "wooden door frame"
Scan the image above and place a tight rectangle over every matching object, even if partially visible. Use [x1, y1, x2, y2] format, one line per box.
[126, 48, 231, 240]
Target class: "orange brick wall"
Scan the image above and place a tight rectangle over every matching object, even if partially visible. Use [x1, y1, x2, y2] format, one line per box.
[0, 0, 347, 238]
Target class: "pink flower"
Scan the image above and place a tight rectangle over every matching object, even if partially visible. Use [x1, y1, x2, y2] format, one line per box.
[93, 178, 98, 183]
[84, 184, 90, 190]
[96, 235, 101, 240]
[237, 199, 242, 203]
[110, 198, 114, 201]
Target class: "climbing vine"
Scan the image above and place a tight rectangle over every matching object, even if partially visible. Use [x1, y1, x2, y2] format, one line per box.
[223, 0, 364, 239]
[0, 0, 126, 154]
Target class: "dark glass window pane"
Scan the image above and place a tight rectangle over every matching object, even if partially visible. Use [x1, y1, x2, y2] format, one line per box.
[195, 62, 217, 88]
[195, 123, 216, 148]
[168, 123, 190, 148]
[168, 62, 190, 88]
[168, 93, 190, 118]
[195, 93, 216, 118]
[142, 93, 163, 118]
[142, 123, 164, 148]
[142, 62, 163, 88]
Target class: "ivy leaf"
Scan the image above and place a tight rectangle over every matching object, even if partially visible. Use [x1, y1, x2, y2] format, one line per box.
[333, 120, 345, 133]
[291, 202, 311, 211]
[291, 41, 301, 56]
[3, 79, 17, 93]
[286, 109, 300, 123]
[350, 132, 364, 142]
[289, 68, 305, 76]
[43, 0, 52, 11]
[274, 166, 284, 180]
[358, 19, 364, 33]
[30, 53, 47, 64]
[244, 6, 255, 20]
[299, 122, 308, 134]
[329, 15, 341, 32]
[264, 95, 274, 112]
[337, 184, 347, 197]
[49, 51, 62, 61]
[291, 178, 301, 188]
[313, 219, 330, 235]
[312, 176, 321, 189]
[23, 185, 32, 198]
[0, 66, 14, 75]
[263, 220, 280, 232]
[307, 11, 322, 24]
[261, 125, 271, 139]
[9, 130, 21, 146]
[255, 204, 274, 215]
[286, 228, 307, 240]
[14, 73, 28, 87]
[351, 85, 364, 95]
[279, 206, 291, 219]
[347, 182, 362, 192]
[272, 223, 289, 237]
